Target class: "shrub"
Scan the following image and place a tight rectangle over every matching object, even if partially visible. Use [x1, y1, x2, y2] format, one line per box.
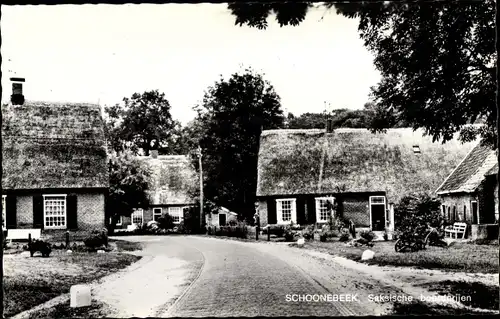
[360, 230, 376, 242]
[319, 233, 327, 242]
[29, 239, 52, 257]
[84, 231, 108, 250]
[262, 224, 286, 237]
[213, 222, 248, 238]
[302, 225, 315, 240]
[394, 193, 442, 234]
[383, 232, 389, 241]
[339, 232, 350, 242]
[284, 230, 295, 242]
[227, 219, 238, 226]
[156, 214, 175, 230]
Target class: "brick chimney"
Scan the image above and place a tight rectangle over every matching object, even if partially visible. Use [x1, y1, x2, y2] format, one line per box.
[151, 150, 158, 159]
[10, 77, 25, 105]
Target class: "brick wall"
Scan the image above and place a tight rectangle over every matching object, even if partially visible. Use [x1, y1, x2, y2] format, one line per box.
[77, 193, 105, 231]
[16, 195, 33, 229]
[343, 198, 370, 227]
[439, 194, 477, 223]
[257, 200, 268, 226]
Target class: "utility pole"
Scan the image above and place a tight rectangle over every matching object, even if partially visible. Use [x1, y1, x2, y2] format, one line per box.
[197, 146, 204, 231]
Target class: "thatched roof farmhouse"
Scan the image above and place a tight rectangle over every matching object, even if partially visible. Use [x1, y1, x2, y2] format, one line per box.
[256, 128, 476, 231]
[2, 82, 109, 238]
[118, 153, 198, 227]
[436, 143, 498, 239]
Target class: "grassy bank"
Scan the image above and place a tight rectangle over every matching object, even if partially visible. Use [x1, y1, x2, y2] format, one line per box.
[4, 248, 141, 317]
[293, 240, 499, 273]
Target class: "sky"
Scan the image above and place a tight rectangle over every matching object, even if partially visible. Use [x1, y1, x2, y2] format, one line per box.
[1, 4, 381, 124]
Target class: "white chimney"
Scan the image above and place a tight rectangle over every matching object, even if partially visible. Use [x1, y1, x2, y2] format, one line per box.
[10, 77, 25, 105]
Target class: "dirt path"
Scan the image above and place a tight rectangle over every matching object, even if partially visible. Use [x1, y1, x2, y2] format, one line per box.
[299, 248, 499, 312]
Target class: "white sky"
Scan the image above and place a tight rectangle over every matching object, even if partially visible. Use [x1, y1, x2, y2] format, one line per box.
[1, 4, 380, 124]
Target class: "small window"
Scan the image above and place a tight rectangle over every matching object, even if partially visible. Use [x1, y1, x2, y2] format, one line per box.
[276, 199, 296, 224]
[369, 196, 386, 205]
[2, 195, 6, 230]
[315, 197, 335, 222]
[153, 208, 163, 222]
[116, 215, 123, 226]
[441, 205, 446, 216]
[43, 194, 67, 229]
[169, 207, 182, 224]
[132, 209, 144, 225]
[412, 145, 421, 154]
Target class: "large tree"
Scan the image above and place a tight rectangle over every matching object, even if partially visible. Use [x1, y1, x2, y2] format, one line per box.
[228, 1, 497, 146]
[195, 68, 285, 221]
[107, 151, 151, 233]
[104, 90, 178, 156]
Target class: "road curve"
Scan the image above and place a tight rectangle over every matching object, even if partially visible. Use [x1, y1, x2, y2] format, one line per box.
[161, 236, 393, 317]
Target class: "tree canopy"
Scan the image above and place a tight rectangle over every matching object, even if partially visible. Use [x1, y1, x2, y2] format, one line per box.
[193, 68, 285, 221]
[104, 90, 178, 155]
[228, 1, 497, 147]
[107, 151, 151, 231]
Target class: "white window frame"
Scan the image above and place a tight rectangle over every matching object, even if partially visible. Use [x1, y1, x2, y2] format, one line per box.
[169, 207, 182, 224]
[276, 198, 297, 225]
[153, 208, 163, 222]
[2, 195, 6, 230]
[43, 194, 67, 230]
[315, 197, 335, 223]
[369, 196, 387, 230]
[132, 208, 144, 225]
[116, 215, 123, 226]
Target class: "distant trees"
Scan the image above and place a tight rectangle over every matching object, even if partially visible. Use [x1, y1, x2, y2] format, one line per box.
[285, 103, 407, 130]
[193, 68, 285, 221]
[104, 90, 178, 156]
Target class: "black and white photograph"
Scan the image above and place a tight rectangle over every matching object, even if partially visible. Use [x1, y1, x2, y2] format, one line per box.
[1, 1, 498, 317]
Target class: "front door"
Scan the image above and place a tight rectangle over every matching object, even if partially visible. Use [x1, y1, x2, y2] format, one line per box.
[219, 213, 226, 226]
[371, 205, 386, 231]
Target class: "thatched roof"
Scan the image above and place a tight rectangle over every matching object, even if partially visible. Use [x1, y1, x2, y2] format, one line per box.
[137, 155, 197, 205]
[257, 128, 477, 203]
[2, 101, 109, 190]
[436, 143, 497, 194]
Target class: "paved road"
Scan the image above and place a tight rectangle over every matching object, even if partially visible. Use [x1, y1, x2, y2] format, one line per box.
[137, 236, 395, 317]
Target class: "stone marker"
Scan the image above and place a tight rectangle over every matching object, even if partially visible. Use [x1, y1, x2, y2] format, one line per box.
[66, 250, 73, 254]
[97, 249, 105, 254]
[70, 284, 91, 308]
[297, 238, 305, 247]
[361, 249, 375, 261]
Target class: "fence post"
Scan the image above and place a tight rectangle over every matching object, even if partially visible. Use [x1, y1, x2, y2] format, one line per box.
[256, 226, 259, 241]
[268, 228, 270, 241]
[65, 231, 70, 249]
[28, 233, 32, 244]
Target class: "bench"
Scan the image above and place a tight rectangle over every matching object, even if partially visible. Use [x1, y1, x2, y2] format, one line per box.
[6, 228, 42, 241]
[444, 222, 467, 239]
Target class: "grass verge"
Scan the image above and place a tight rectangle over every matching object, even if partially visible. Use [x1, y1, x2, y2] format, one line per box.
[27, 301, 107, 319]
[293, 240, 499, 273]
[418, 280, 499, 310]
[110, 239, 143, 252]
[4, 251, 141, 317]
